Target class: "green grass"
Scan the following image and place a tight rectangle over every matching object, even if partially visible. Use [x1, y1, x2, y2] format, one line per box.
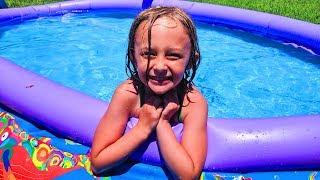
[195, 0, 320, 24]
[6, 0, 62, 8]
[4, 0, 320, 24]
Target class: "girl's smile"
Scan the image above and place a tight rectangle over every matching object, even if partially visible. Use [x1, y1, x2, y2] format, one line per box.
[149, 75, 172, 84]
[134, 17, 191, 95]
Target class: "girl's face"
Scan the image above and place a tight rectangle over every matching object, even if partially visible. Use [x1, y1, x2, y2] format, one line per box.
[134, 17, 191, 95]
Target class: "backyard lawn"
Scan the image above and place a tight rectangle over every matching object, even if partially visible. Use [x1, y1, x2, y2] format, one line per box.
[3, 0, 320, 24]
[5, 0, 62, 7]
[196, 0, 320, 24]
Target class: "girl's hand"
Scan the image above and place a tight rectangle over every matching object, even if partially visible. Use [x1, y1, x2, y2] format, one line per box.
[160, 89, 180, 122]
[136, 94, 163, 132]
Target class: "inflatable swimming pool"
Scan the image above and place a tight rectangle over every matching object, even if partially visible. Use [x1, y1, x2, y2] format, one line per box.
[0, 0, 320, 173]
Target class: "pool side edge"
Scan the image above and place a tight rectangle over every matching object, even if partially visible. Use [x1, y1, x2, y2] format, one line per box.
[0, 0, 145, 25]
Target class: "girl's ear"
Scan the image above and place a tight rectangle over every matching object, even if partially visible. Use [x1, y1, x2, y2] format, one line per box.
[195, 51, 200, 62]
[187, 51, 199, 69]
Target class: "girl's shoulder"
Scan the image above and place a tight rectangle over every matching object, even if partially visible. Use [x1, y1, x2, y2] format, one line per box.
[113, 80, 140, 117]
[183, 86, 207, 106]
[187, 86, 205, 99]
[180, 86, 208, 122]
[115, 79, 139, 95]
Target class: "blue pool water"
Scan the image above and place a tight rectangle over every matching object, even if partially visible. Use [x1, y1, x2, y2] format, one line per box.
[0, 11, 319, 118]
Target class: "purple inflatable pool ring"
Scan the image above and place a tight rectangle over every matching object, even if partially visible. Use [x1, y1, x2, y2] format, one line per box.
[1, 0, 320, 173]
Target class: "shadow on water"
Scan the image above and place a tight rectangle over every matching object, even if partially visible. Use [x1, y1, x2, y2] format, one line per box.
[195, 21, 320, 68]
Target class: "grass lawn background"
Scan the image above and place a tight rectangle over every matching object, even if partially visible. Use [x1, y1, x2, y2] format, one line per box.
[5, 0, 61, 7]
[195, 0, 320, 24]
[3, 0, 320, 24]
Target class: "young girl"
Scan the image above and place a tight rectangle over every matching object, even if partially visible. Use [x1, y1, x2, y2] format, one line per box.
[91, 6, 208, 179]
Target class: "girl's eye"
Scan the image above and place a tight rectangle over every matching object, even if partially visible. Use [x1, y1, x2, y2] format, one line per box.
[141, 51, 156, 58]
[167, 53, 182, 60]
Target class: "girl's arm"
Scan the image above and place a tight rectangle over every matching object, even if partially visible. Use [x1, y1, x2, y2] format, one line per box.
[156, 90, 208, 179]
[90, 81, 162, 174]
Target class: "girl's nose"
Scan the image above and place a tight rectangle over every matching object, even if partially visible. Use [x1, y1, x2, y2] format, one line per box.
[154, 58, 167, 75]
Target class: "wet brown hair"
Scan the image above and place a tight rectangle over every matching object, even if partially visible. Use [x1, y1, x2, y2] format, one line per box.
[126, 6, 201, 93]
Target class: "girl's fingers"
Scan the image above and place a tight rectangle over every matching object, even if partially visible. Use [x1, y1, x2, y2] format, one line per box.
[161, 102, 179, 121]
[156, 106, 164, 118]
[134, 107, 141, 117]
[162, 93, 179, 120]
[142, 96, 163, 120]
